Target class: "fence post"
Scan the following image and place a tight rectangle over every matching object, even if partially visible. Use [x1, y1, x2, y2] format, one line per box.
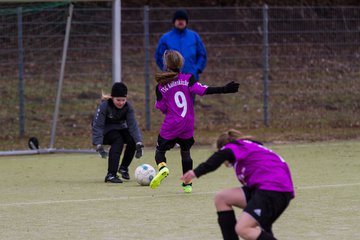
[144, 5, 151, 130]
[112, 0, 121, 83]
[262, 4, 269, 127]
[17, 7, 25, 137]
[49, 4, 73, 149]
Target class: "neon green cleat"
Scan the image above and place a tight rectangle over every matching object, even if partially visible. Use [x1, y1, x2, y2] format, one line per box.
[150, 167, 169, 189]
[182, 183, 192, 193]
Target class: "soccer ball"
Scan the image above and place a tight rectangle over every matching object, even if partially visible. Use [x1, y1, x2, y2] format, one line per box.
[134, 164, 156, 186]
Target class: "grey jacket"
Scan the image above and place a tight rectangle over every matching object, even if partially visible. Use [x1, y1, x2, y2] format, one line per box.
[92, 100, 142, 145]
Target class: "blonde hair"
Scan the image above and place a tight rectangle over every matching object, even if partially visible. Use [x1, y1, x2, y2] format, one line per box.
[155, 50, 184, 84]
[101, 91, 111, 101]
[216, 129, 254, 150]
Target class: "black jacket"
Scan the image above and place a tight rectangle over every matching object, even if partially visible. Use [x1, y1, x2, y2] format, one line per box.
[92, 99, 142, 145]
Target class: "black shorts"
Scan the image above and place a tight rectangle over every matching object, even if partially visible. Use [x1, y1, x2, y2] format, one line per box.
[156, 135, 195, 152]
[242, 186, 292, 234]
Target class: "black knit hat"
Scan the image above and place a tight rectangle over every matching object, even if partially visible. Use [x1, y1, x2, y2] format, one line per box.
[111, 82, 127, 97]
[172, 9, 188, 24]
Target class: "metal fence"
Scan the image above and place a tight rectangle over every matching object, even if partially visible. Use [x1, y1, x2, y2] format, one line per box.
[0, 3, 359, 150]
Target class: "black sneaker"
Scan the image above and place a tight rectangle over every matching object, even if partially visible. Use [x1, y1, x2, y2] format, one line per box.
[118, 168, 130, 180]
[104, 173, 123, 183]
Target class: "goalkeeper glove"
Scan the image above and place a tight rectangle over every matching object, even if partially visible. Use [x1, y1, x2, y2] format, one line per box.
[96, 144, 108, 159]
[135, 142, 144, 159]
[223, 81, 240, 93]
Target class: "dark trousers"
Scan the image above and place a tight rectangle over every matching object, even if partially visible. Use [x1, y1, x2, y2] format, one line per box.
[155, 135, 195, 174]
[103, 129, 136, 175]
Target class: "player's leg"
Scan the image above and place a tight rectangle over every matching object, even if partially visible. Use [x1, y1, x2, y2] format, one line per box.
[236, 213, 277, 240]
[235, 212, 264, 240]
[178, 137, 195, 175]
[180, 147, 193, 193]
[118, 129, 136, 180]
[150, 148, 170, 189]
[235, 188, 268, 240]
[236, 189, 292, 240]
[150, 135, 175, 189]
[215, 187, 246, 240]
[178, 137, 195, 193]
[103, 130, 124, 183]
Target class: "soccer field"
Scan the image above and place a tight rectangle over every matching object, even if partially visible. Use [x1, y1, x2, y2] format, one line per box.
[1, 141, 359, 240]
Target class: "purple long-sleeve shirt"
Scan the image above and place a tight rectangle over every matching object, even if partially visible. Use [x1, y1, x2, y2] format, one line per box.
[156, 73, 208, 139]
[223, 140, 295, 196]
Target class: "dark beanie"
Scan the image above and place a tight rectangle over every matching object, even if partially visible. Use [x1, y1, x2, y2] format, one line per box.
[111, 82, 127, 97]
[172, 9, 189, 24]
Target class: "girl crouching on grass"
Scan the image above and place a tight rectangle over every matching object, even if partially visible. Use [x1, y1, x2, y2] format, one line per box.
[181, 129, 295, 240]
[92, 82, 144, 183]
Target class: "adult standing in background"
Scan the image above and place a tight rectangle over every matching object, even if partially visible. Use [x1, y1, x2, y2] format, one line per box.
[155, 9, 207, 84]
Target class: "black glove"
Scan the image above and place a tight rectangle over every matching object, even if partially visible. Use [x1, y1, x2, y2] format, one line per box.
[135, 142, 144, 159]
[223, 81, 240, 93]
[96, 144, 108, 159]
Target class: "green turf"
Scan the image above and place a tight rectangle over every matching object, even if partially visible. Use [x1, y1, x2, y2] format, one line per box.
[0, 141, 359, 240]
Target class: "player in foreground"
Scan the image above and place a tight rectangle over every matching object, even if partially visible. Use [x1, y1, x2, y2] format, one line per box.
[92, 82, 144, 183]
[181, 129, 295, 240]
[149, 50, 239, 193]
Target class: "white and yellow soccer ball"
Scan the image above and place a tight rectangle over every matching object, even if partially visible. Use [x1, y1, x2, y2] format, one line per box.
[134, 164, 156, 186]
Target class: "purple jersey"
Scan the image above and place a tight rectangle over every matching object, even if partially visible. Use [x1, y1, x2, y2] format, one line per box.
[223, 140, 295, 197]
[156, 73, 208, 139]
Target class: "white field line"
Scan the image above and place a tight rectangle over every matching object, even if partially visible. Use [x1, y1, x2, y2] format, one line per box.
[0, 191, 217, 207]
[296, 182, 360, 189]
[1, 182, 359, 207]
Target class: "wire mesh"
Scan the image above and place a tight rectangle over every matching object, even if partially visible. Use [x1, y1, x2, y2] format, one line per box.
[0, 4, 359, 150]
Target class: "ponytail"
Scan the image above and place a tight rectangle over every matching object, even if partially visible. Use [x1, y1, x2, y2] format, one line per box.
[216, 129, 254, 150]
[155, 71, 179, 84]
[101, 90, 111, 101]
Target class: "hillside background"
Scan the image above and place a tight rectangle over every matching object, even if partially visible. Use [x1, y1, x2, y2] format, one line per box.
[0, 1, 359, 150]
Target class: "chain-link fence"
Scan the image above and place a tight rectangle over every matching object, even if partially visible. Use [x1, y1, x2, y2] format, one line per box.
[1, 3, 359, 150]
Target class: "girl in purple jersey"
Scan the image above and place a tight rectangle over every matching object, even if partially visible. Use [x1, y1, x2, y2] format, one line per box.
[150, 50, 239, 193]
[181, 129, 295, 240]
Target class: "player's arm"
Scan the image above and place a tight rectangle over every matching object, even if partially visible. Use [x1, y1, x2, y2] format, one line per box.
[125, 103, 142, 144]
[204, 81, 239, 94]
[181, 149, 235, 182]
[155, 84, 167, 114]
[188, 75, 239, 96]
[92, 102, 107, 146]
[194, 148, 235, 177]
[126, 103, 144, 158]
[92, 102, 109, 158]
